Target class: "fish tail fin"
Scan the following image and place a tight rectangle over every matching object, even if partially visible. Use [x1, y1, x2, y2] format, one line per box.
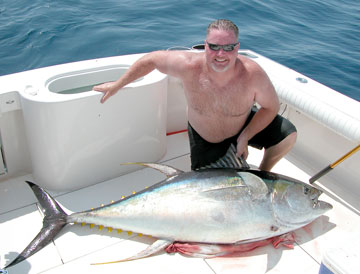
[5, 181, 68, 269]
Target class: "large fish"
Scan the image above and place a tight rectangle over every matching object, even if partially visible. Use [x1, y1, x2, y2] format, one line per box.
[4, 150, 332, 268]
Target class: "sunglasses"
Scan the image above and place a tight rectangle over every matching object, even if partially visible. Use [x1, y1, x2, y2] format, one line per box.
[206, 41, 239, 52]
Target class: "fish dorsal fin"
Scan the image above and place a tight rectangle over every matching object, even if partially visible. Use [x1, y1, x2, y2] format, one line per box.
[200, 144, 250, 170]
[122, 162, 184, 177]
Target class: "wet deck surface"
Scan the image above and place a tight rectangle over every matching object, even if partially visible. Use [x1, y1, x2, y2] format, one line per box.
[1, 132, 359, 273]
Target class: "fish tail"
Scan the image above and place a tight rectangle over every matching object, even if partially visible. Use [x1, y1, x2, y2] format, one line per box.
[5, 181, 68, 269]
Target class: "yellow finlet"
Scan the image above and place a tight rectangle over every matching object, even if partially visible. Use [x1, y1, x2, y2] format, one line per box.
[90, 224, 95, 229]
[127, 231, 133, 236]
[132, 191, 136, 195]
[108, 227, 113, 232]
[117, 229, 123, 234]
[138, 233, 143, 237]
[81, 222, 86, 227]
[99, 225, 104, 231]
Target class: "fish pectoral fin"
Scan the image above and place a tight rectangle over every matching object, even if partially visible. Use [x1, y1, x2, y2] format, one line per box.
[237, 172, 268, 200]
[121, 162, 183, 178]
[201, 185, 248, 201]
[91, 239, 173, 265]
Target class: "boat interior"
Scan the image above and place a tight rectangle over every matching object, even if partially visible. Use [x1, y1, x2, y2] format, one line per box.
[0, 49, 359, 273]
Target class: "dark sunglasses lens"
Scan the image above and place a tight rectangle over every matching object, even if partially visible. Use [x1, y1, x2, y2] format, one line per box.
[209, 44, 221, 51]
[223, 45, 235, 51]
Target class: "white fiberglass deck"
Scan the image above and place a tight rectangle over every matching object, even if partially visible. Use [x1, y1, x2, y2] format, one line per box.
[1, 132, 359, 274]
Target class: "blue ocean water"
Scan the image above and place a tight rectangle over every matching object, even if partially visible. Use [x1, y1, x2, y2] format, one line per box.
[0, 0, 359, 101]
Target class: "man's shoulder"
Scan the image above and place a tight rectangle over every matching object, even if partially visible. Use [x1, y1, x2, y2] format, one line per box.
[182, 51, 203, 63]
[152, 50, 203, 78]
[237, 55, 269, 82]
[174, 51, 204, 72]
[237, 54, 262, 72]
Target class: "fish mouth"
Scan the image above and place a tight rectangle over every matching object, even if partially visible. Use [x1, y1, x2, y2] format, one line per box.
[313, 198, 333, 211]
[302, 183, 333, 218]
[308, 187, 332, 211]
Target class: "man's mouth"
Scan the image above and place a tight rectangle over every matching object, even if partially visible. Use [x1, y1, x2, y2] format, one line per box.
[210, 58, 230, 72]
[215, 58, 227, 63]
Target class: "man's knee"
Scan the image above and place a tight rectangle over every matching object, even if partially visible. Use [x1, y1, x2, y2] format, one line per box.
[284, 131, 297, 148]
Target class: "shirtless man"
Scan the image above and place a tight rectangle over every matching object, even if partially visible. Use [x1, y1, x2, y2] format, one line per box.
[93, 19, 297, 171]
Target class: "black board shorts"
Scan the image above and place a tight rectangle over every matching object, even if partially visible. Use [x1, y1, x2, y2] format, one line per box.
[188, 107, 297, 170]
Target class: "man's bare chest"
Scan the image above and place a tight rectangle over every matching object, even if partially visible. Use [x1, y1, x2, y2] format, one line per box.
[184, 76, 254, 117]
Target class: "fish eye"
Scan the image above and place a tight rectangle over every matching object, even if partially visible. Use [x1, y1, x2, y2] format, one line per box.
[303, 186, 322, 202]
[304, 186, 310, 195]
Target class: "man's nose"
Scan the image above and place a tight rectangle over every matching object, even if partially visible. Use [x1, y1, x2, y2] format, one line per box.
[216, 49, 226, 55]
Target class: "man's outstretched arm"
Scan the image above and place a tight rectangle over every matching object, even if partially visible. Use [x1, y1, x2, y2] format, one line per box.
[93, 51, 190, 103]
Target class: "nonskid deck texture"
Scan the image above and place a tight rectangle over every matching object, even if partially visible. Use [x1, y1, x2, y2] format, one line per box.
[1, 132, 359, 274]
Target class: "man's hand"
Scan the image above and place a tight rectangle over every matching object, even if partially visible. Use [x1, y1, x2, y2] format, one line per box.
[236, 133, 249, 160]
[93, 81, 120, 103]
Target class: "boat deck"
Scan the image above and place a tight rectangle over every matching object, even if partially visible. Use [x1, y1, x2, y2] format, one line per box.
[1, 132, 359, 274]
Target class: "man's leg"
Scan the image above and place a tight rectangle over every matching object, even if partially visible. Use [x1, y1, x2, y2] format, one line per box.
[259, 131, 297, 171]
[188, 123, 235, 170]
